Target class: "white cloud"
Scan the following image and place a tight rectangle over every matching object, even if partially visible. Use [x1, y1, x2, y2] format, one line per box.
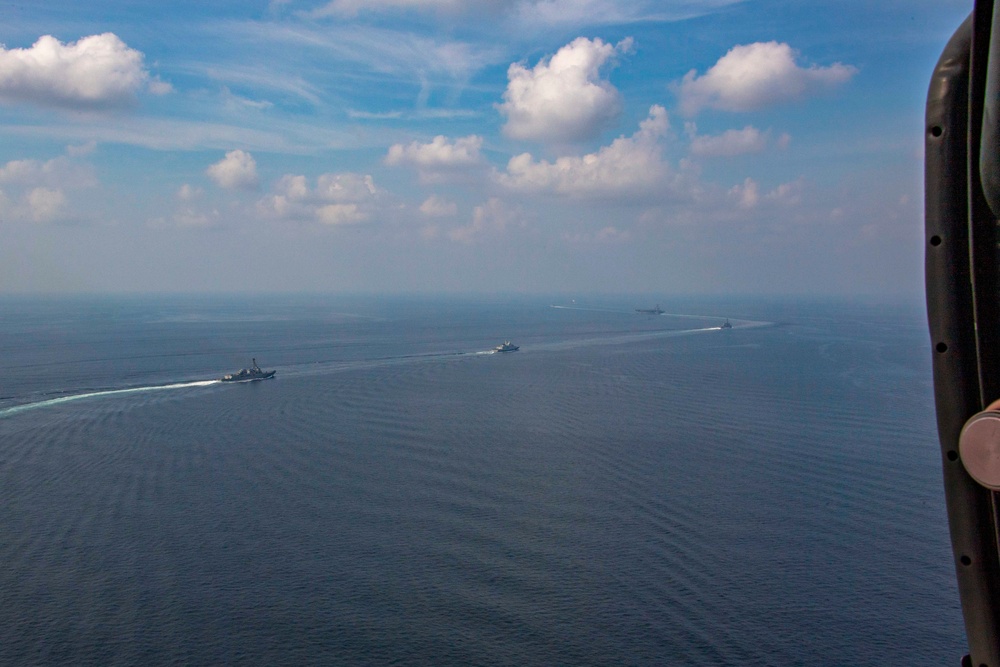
[449, 197, 525, 243]
[729, 177, 758, 209]
[0, 34, 152, 109]
[316, 203, 367, 225]
[386, 135, 483, 168]
[496, 105, 672, 197]
[312, 0, 466, 16]
[765, 178, 804, 205]
[419, 195, 457, 217]
[0, 155, 96, 224]
[148, 78, 174, 95]
[257, 171, 381, 225]
[689, 125, 768, 157]
[316, 173, 377, 201]
[312, 0, 742, 26]
[728, 177, 804, 209]
[177, 184, 203, 201]
[513, 0, 725, 27]
[0, 156, 96, 189]
[678, 41, 857, 115]
[386, 135, 486, 184]
[233, 22, 499, 86]
[276, 174, 309, 200]
[27, 187, 66, 222]
[206, 150, 259, 190]
[498, 37, 632, 144]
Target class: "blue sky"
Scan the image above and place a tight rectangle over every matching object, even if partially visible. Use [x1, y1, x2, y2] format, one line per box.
[0, 0, 972, 295]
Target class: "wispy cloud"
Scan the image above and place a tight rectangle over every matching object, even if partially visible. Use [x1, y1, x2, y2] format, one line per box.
[687, 124, 770, 157]
[306, 0, 743, 28]
[512, 0, 744, 28]
[224, 22, 504, 81]
[1, 115, 360, 153]
[201, 65, 322, 106]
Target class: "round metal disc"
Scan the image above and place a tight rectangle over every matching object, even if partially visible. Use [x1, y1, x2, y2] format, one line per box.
[960, 411, 1000, 490]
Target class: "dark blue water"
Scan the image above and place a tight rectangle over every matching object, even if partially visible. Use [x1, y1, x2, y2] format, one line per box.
[0, 294, 966, 665]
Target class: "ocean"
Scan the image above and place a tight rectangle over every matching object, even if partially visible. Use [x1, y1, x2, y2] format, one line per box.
[0, 294, 966, 665]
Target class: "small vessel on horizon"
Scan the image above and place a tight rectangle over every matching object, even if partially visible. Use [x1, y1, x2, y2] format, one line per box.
[636, 304, 665, 315]
[494, 341, 519, 353]
[720, 319, 733, 329]
[221, 358, 276, 382]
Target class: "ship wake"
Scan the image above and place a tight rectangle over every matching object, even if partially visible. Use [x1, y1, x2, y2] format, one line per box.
[0, 380, 220, 418]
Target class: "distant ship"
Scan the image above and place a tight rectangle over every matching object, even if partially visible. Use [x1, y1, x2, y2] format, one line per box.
[720, 319, 733, 329]
[221, 358, 276, 382]
[494, 341, 519, 353]
[636, 304, 665, 315]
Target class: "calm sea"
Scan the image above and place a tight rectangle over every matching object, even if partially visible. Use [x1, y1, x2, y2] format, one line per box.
[0, 294, 966, 665]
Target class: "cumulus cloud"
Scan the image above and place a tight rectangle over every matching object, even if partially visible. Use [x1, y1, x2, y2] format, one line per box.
[688, 125, 768, 157]
[496, 105, 672, 197]
[729, 177, 758, 209]
[148, 78, 174, 95]
[27, 187, 67, 222]
[316, 203, 367, 225]
[498, 36, 632, 144]
[386, 135, 486, 183]
[677, 41, 856, 115]
[0, 34, 153, 109]
[316, 173, 377, 201]
[449, 197, 525, 243]
[386, 135, 483, 168]
[206, 150, 259, 190]
[0, 155, 96, 224]
[0, 156, 96, 188]
[420, 195, 457, 217]
[257, 171, 380, 225]
[728, 177, 804, 209]
[177, 184, 203, 201]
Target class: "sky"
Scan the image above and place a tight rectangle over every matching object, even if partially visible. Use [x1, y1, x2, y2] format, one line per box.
[0, 0, 974, 296]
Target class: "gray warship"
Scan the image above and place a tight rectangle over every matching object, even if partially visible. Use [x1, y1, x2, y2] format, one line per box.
[221, 358, 276, 382]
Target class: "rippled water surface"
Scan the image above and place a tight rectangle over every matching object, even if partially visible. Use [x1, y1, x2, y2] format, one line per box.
[0, 294, 965, 665]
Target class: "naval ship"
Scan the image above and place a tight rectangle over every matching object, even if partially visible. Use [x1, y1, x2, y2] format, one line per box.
[221, 358, 276, 382]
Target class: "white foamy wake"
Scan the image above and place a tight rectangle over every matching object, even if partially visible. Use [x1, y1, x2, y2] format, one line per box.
[0, 380, 220, 418]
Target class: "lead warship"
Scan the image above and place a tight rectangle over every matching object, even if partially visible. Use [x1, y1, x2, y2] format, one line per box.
[494, 341, 519, 353]
[221, 358, 276, 382]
